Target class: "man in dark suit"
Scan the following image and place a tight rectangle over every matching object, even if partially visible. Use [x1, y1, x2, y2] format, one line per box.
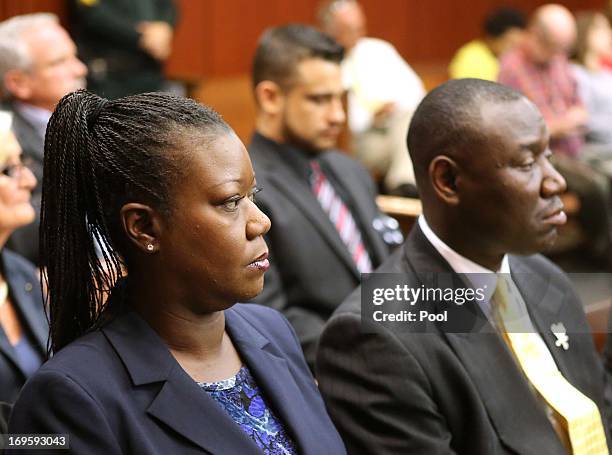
[248, 25, 402, 368]
[317, 79, 610, 454]
[0, 13, 87, 264]
[70, 0, 177, 99]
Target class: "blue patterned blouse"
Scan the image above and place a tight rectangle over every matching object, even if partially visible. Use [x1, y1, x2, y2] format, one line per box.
[198, 365, 298, 455]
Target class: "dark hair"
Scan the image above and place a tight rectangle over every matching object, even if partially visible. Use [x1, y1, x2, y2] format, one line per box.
[252, 24, 344, 91]
[41, 90, 231, 353]
[484, 7, 526, 38]
[407, 79, 523, 184]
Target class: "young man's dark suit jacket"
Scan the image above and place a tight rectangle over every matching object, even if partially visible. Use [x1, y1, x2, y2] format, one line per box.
[317, 224, 609, 454]
[0, 249, 47, 404]
[248, 133, 397, 367]
[8, 304, 346, 455]
[6, 105, 44, 265]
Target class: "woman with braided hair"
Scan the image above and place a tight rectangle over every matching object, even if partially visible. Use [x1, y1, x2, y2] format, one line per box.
[7, 90, 345, 455]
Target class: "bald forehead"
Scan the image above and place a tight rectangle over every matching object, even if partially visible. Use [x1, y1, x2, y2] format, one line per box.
[532, 4, 576, 41]
[479, 97, 542, 129]
[331, 2, 364, 25]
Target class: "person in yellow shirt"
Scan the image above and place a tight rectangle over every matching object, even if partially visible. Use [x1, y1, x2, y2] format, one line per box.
[450, 7, 526, 80]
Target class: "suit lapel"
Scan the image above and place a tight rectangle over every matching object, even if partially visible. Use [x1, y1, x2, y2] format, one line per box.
[5, 261, 48, 354]
[266, 163, 360, 279]
[146, 366, 261, 454]
[0, 252, 47, 376]
[225, 308, 317, 454]
[510, 259, 576, 382]
[443, 330, 565, 453]
[0, 329, 23, 379]
[103, 311, 262, 454]
[406, 227, 566, 454]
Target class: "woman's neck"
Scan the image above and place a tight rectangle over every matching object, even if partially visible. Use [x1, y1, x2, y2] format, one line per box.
[127, 280, 243, 382]
[127, 283, 227, 357]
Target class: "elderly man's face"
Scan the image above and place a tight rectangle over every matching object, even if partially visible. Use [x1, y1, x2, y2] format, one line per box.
[20, 23, 87, 111]
[456, 98, 567, 256]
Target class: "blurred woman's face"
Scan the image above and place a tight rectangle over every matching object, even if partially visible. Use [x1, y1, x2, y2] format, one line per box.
[158, 132, 271, 311]
[587, 15, 612, 57]
[0, 130, 36, 234]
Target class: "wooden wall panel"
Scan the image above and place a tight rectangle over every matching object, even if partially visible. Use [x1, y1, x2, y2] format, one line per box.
[0, 0, 607, 77]
[0, 0, 66, 20]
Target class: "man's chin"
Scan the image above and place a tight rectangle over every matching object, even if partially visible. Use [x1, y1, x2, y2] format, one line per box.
[535, 227, 560, 253]
[314, 137, 339, 151]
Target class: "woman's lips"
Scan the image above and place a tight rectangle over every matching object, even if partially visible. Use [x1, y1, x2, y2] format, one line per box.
[247, 252, 270, 271]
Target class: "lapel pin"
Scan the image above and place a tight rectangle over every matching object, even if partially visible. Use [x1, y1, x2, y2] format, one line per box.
[551, 322, 569, 350]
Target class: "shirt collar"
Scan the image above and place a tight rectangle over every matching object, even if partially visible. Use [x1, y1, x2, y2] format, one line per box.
[418, 216, 510, 308]
[418, 216, 510, 274]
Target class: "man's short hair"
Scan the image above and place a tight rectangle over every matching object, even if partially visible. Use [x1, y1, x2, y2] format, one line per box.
[407, 79, 524, 181]
[252, 24, 344, 91]
[484, 7, 527, 38]
[0, 13, 59, 94]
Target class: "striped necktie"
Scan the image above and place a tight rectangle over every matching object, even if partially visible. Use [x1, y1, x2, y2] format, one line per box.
[493, 275, 608, 454]
[310, 161, 372, 274]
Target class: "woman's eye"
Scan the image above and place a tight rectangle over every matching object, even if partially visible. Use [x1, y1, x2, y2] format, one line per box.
[222, 198, 240, 211]
[519, 161, 535, 171]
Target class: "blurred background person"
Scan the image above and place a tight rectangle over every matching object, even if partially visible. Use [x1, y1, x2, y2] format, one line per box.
[70, 0, 177, 99]
[0, 13, 87, 266]
[605, 0, 612, 68]
[0, 111, 46, 407]
[319, 0, 425, 197]
[499, 3, 612, 263]
[449, 7, 526, 81]
[572, 11, 612, 148]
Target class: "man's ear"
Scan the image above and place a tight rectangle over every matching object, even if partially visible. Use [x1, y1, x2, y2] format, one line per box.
[429, 156, 461, 206]
[119, 203, 164, 254]
[254, 80, 285, 115]
[3, 69, 33, 100]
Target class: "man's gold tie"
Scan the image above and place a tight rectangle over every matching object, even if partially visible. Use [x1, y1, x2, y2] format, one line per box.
[493, 275, 608, 455]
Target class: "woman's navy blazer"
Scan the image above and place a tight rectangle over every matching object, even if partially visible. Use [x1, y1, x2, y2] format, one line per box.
[8, 303, 346, 454]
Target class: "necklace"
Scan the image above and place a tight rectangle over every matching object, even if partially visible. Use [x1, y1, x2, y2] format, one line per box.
[0, 281, 8, 308]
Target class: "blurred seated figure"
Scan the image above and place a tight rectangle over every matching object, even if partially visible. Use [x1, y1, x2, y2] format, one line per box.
[573, 12, 612, 148]
[0, 13, 87, 265]
[7, 91, 346, 455]
[449, 7, 526, 81]
[319, 0, 425, 197]
[317, 79, 610, 454]
[70, 0, 176, 99]
[0, 111, 46, 405]
[499, 3, 612, 260]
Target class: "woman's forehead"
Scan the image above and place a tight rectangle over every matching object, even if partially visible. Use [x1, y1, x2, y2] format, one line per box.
[175, 133, 252, 188]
